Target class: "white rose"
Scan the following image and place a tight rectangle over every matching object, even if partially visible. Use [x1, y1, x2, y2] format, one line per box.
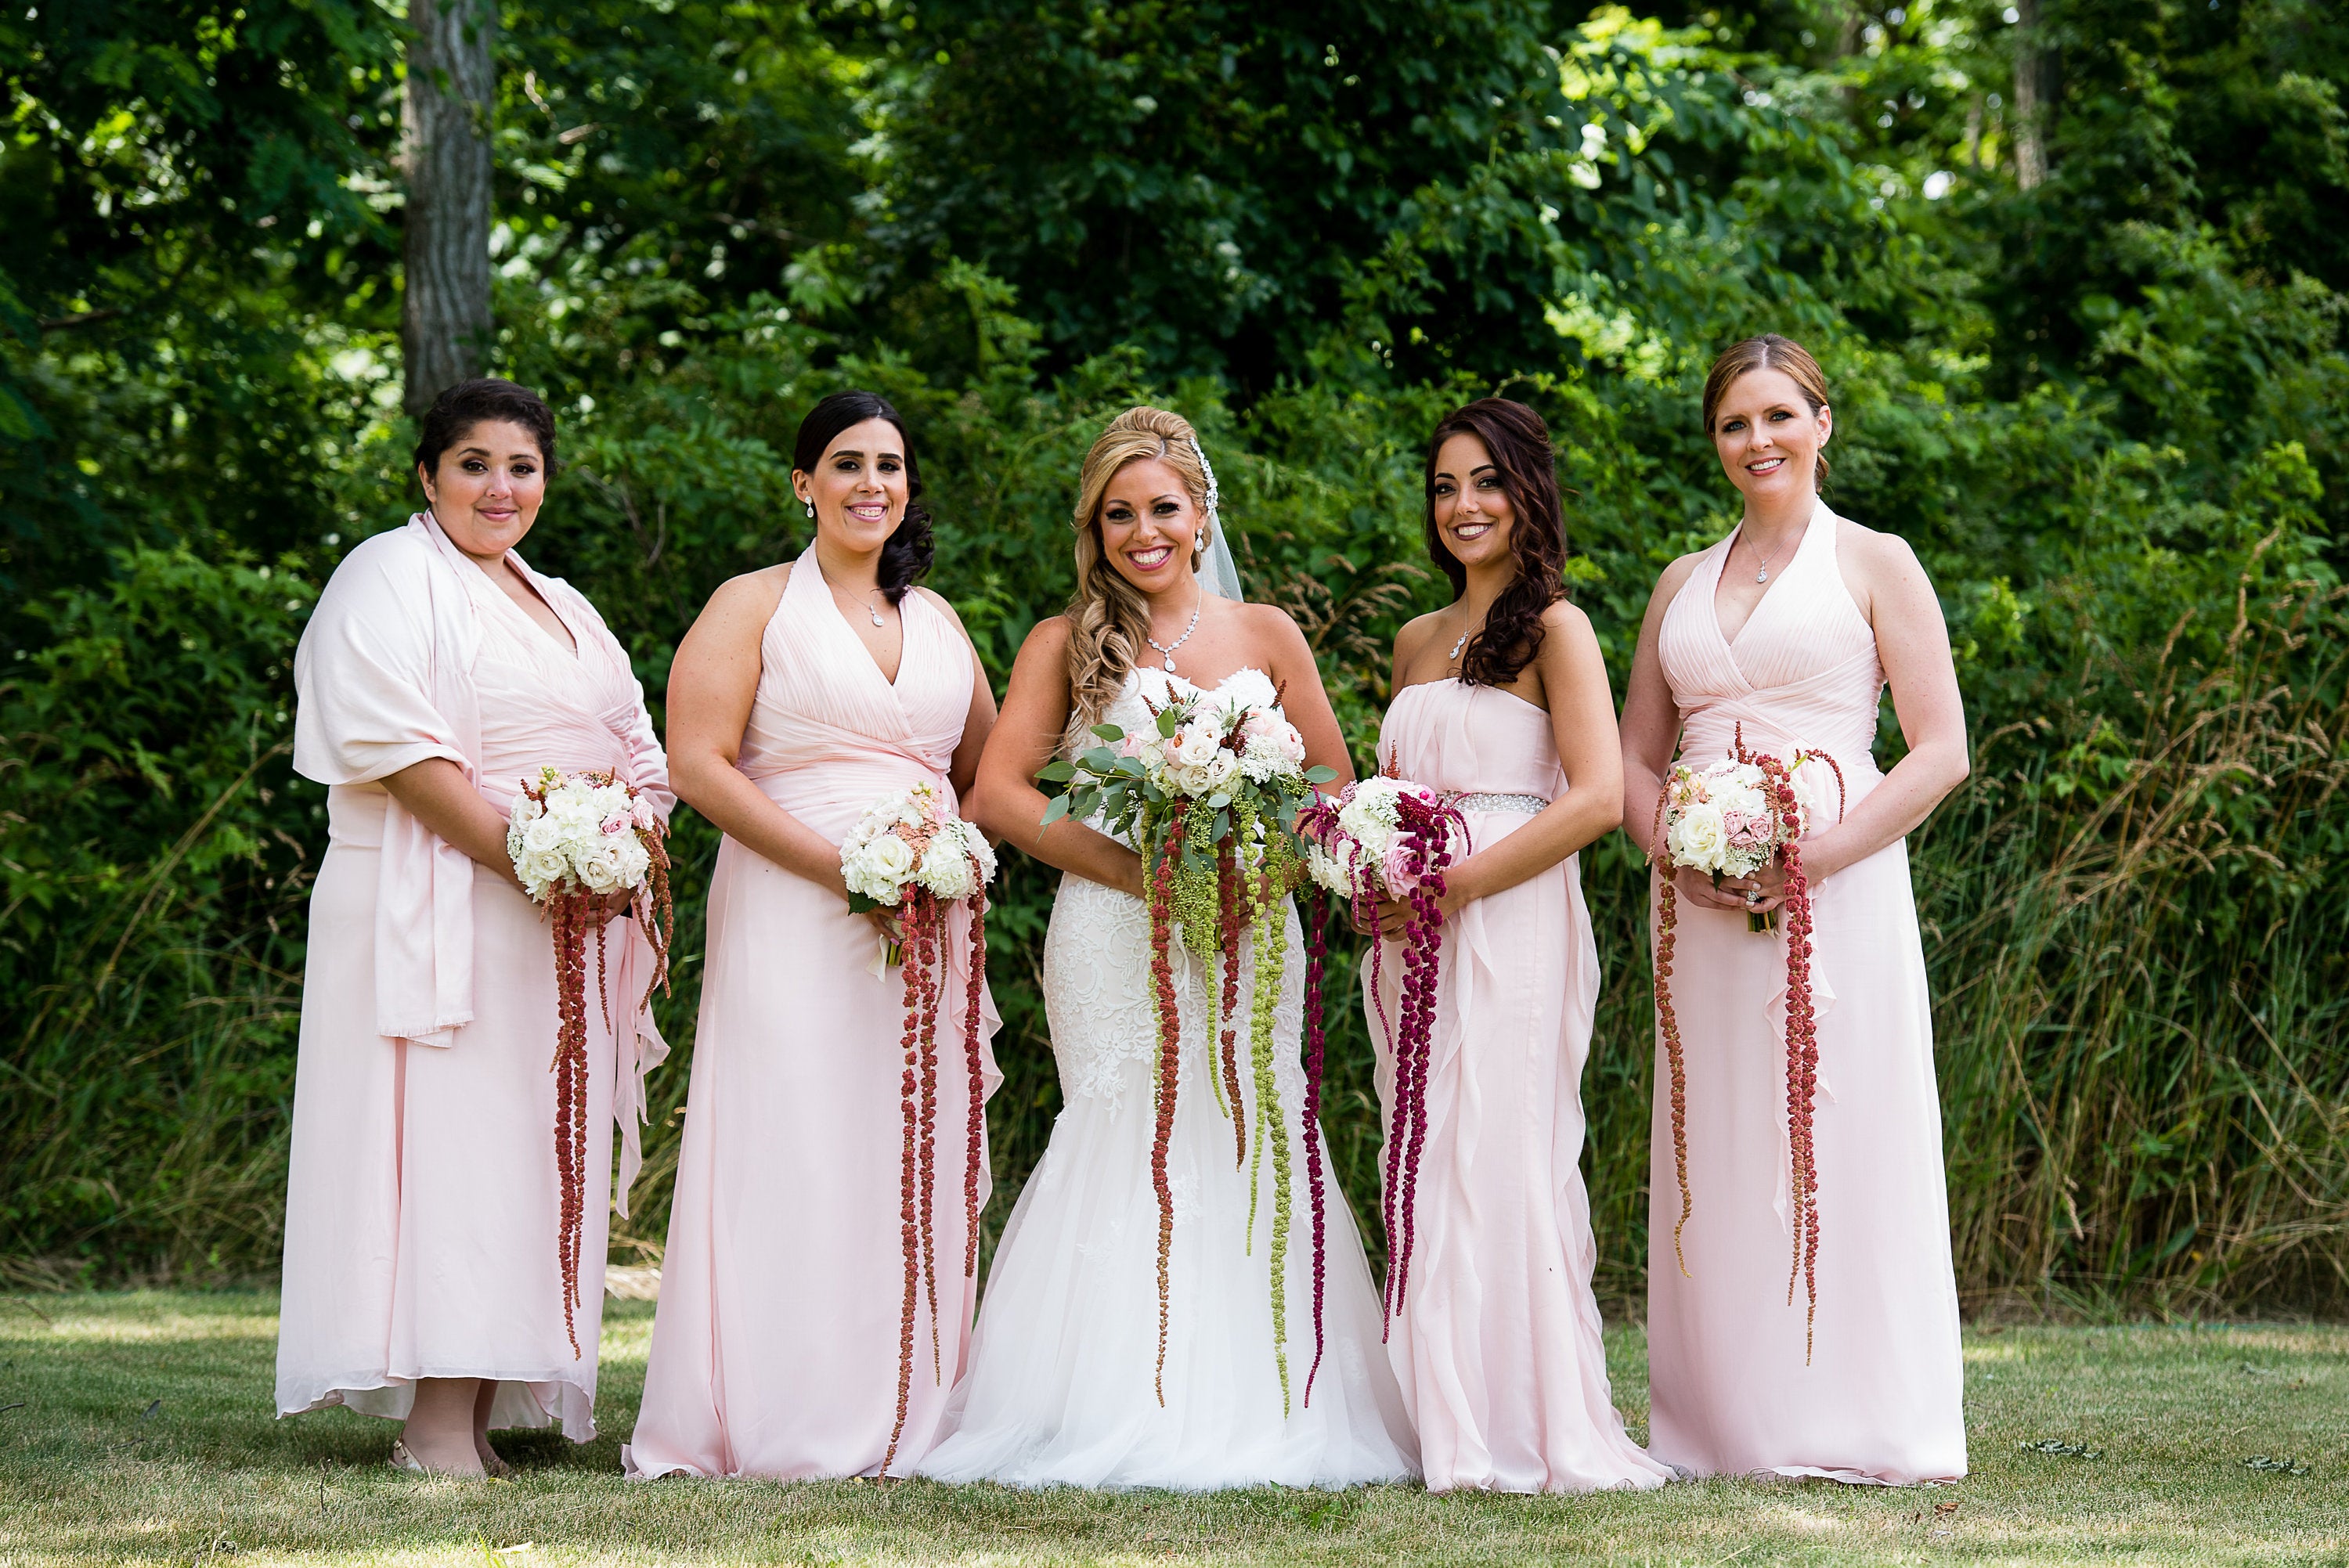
[1165, 719, 1224, 771]
[867, 833, 915, 883]
[577, 847, 624, 894]
[521, 818, 562, 854]
[521, 847, 570, 890]
[1667, 802, 1729, 872]
[611, 835, 651, 887]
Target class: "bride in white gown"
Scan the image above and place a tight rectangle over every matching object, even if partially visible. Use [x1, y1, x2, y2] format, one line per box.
[929, 406, 1416, 1489]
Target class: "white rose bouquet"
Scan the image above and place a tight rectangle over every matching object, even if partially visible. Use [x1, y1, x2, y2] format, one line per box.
[504, 765, 674, 1357]
[1646, 725, 1845, 1361]
[1034, 669, 1338, 1415]
[837, 778, 996, 1474]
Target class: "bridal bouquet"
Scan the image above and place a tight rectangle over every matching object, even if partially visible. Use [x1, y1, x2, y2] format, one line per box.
[1647, 726, 1843, 1357]
[507, 766, 675, 1356]
[1037, 671, 1336, 1411]
[1296, 777, 1468, 1341]
[837, 780, 996, 1472]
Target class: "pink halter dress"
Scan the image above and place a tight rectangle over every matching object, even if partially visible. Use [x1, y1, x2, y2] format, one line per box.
[626, 551, 1000, 1480]
[1645, 502, 1966, 1484]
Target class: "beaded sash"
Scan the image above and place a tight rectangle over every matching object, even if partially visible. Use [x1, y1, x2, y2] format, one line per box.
[1443, 791, 1550, 816]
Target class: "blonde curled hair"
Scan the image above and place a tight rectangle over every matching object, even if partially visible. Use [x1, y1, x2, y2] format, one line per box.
[1064, 405, 1215, 734]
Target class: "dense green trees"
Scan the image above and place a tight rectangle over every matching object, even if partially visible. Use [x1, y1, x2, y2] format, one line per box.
[3, 2, 2345, 1307]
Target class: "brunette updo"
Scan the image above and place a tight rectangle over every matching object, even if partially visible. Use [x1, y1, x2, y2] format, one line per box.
[792, 390, 935, 604]
[413, 379, 557, 481]
[1423, 398, 1568, 688]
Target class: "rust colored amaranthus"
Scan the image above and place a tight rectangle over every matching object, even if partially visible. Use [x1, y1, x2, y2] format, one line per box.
[544, 794, 674, 1361]
[1144, 800, 1189, 1405]
[1647, 740, 1826, 1360]
[1214, 844, 1248, 1170]
[1759, 761, 1821, 1359]
[1299, 888, 1332, 1408]
[877, 867, 993, 1476]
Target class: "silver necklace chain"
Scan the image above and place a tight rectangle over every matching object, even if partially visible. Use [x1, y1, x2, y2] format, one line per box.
[1145, 596, 1202, 672]
[1742, 524, 1794, 585]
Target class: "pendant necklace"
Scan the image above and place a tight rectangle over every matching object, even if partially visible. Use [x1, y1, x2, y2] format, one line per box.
[1744, 525, 1792, 585]
[864, 592, 886, 628]
[1449, 628, 1471, 661]
[1145, 597, 1202, 673]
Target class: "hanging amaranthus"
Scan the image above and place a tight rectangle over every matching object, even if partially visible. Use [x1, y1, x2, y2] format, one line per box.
[839, 780, 997, 1476]
[1296, 777, 1464, 1332]
[1299, 888, 1332, 1408]
[1144, 804, 1186, 1405]
[507, 766, 672, 1359]
[1037, 670, 1334, 1404]
[1646, 726, 1842, 1360]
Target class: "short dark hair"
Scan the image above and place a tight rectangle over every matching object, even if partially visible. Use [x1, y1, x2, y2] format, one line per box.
[413, 379, 558, 481]
[1423, 397, 1568, 688]
[792, 390, 935, 604]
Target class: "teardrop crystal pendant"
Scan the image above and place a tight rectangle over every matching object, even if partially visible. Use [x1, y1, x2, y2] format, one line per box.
[1164, 654, 1178, 672]
[1755, 567, 1770, 584]
[870, 607, 885, 627]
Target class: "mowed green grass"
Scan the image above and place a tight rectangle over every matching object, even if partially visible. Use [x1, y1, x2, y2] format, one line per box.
[0, 1293, 2344, 1566]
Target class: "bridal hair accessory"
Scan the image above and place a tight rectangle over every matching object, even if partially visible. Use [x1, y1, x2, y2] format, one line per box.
[1038, 669, 1336, 1411]
[1191, 434, 1220, 538]
[1647, 724, 1844, 1359]
[506, 766, 675, 1357]
[1297, 777, 1469, 1341]
[838, 780, 997, 1474]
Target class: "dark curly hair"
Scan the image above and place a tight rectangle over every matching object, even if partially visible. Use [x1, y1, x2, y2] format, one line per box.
[792, 390, 934, 604]
[1423, 398, 1567, 687]
[413, 378, 557, 482]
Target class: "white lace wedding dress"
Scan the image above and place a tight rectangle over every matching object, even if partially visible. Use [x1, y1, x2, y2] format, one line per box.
[920, 667, 1417, 1490]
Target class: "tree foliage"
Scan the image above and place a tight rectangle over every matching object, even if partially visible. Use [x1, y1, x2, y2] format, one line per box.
[2, 0, 2346, 1307]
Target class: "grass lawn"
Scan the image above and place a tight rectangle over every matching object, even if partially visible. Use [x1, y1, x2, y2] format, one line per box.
[0, 1293, 2344, 1565]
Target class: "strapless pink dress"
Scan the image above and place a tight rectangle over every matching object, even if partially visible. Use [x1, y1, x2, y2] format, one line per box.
[1646, 503, 1966, 1483]
[1370, 679, 1671, 1494]
[626, 553, 1000, 1480]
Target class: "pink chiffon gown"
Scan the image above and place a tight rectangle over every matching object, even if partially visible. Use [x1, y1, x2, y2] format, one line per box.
[1646, 502, 1967, 1483]
[626, 551, 1000, 1480]
[277, 514, 672, 1440]
[1369, 680, 1672, 1494]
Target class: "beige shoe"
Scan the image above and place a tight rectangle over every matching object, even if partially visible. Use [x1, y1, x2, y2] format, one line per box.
[388, 1439, 429, 1474]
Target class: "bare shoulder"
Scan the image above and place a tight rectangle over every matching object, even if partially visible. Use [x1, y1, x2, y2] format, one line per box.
[1239, 599, 1312, 650]
[1015, 613, 1074, 662]
[695, 564, 790, 634]
[1639, 549, 1708, 624]
[1539, 596, 1601, 651]
[1392, 608, 1445, 665]
[1834, 516, 1932, 593]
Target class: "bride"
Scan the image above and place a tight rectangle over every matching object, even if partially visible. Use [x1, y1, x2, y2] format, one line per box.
[925, 406, 1416, 1489]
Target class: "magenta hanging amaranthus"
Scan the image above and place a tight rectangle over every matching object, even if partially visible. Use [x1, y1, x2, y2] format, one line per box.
[1297, 777, 1467, 1332]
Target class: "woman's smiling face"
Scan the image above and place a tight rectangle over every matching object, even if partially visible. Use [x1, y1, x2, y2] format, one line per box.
[1709, 366, 1831, 506]
[1428, 431, 1516, 575]
[418, 419, 548, 563]
[1095, 455, 1203, 597]
[795, 416, 908, 551]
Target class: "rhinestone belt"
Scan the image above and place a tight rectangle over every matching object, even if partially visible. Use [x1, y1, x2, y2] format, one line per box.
[1445, 791, 1551, 815]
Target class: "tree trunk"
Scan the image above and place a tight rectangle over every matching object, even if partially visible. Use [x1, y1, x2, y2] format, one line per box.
[401, 0, 496, 420]
[2012, 0, 2049, 191]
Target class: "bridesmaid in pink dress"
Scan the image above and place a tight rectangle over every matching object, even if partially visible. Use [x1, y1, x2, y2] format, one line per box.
[1620, 336, 1971, 1483]
[1368, 399, 1670, 1494]
[278, 380, 673, 1475]
[626, 391, 1000, 1480]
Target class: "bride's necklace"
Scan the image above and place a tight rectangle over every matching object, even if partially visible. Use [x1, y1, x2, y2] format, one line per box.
[1145, 595, 1202, 673]
[1741, 524, 1795, 585]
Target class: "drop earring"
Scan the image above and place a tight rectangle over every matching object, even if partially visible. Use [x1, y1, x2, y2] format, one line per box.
[803, 499, 815, 520]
